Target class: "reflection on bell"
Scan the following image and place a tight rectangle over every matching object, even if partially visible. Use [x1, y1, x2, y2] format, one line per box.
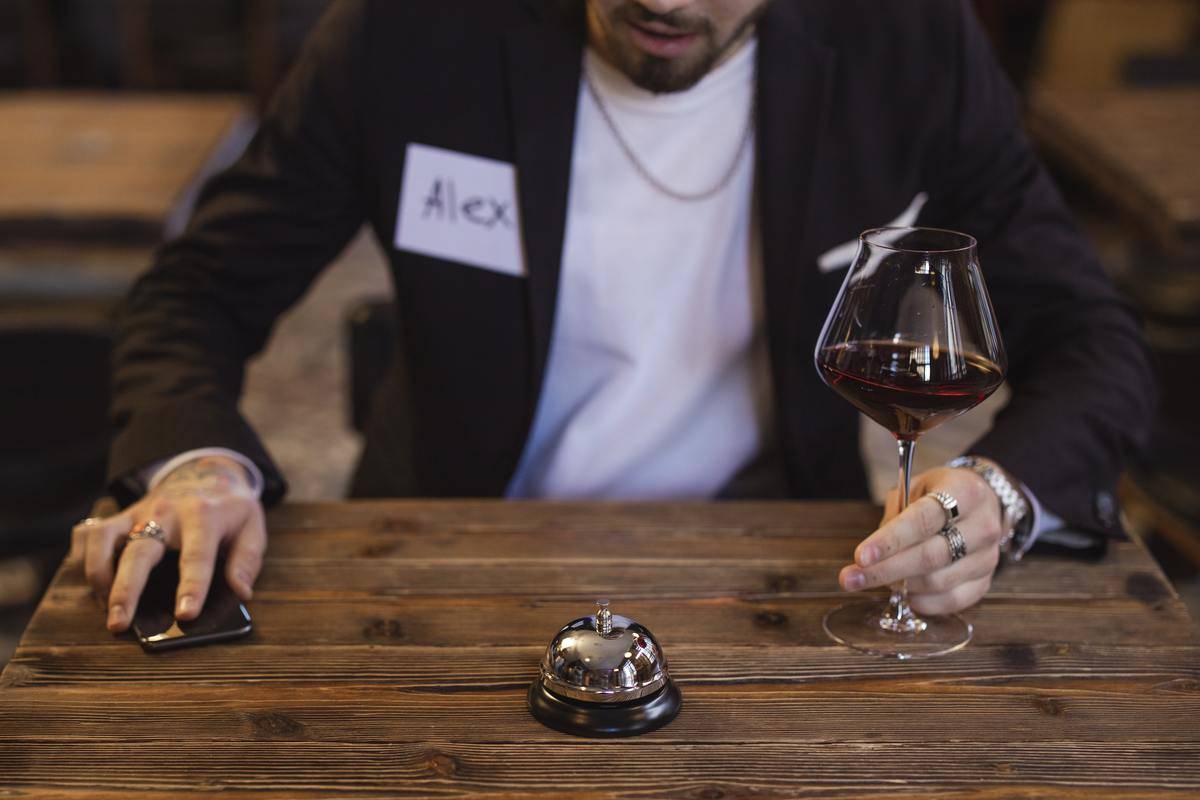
[528, 600, 682, 737]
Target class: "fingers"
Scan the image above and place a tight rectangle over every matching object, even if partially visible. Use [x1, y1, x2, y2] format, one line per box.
[842, 467, 1006, 612]
[225, 507, 267, 602]
[906, 545, 1000, 595]
[106, 527, 172, 632]
[79, 512, 134, 607]
[855, 492, 947, 568]
[70, 499, 117, 561]
[910, 574, 993, 616]
[174, 505, 223, 620]
[842, 516, 997, 591]
[856, 467, 995, 568]
[882, 487, 899, 523]
[87, 483, 263, 633]
[70, 519, 96, 561]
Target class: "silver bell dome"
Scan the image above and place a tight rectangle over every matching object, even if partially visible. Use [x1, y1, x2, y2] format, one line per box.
[539, 600, 669, 703]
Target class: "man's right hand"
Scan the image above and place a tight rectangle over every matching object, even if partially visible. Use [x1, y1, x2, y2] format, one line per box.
[72, 455, 266, 632]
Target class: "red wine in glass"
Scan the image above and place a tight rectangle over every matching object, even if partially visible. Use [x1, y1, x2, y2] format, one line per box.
[815, 226, 1007, 659]
[817, 340, 1005, 439]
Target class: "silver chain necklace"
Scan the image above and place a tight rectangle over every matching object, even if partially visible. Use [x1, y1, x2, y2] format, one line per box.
[583, 69, 756, 203]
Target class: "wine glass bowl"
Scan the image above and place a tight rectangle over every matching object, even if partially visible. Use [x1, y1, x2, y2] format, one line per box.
[815, 227, 1007, 659]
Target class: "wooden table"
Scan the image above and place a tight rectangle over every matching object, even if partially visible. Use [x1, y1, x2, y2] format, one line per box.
[2, 501, 1198, 798]
[1027, 88, 1200, 260]
[0, 92, 251, 298]
[0, 92, 249, 241]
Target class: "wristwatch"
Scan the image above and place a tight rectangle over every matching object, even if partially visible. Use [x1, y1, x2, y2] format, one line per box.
[947, 455, 1032, 560]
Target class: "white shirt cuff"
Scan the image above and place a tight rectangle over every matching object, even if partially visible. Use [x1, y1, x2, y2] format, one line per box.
[1015, 479, 1064, 559]
[140, 448, 264, 499]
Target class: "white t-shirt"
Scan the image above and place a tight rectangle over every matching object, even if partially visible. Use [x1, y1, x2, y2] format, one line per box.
[506, 38, 774, 499]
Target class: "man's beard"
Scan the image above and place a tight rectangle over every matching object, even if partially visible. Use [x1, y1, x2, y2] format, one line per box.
[602, 1, 768, 93]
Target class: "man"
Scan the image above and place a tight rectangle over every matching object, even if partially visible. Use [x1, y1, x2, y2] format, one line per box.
[77, 0, 1155, 634]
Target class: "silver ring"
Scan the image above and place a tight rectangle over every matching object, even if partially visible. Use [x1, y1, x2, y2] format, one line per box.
[76, 517, 103, 528]
[939, 524, 968, 563]
[930, 491, 960, 526]
[128, 520, 166, 545]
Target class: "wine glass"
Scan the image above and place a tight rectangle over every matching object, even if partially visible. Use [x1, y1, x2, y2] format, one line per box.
[815, 226, 1006, 659]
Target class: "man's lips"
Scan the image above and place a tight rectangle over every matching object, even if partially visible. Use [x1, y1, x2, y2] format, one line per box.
[625, 20, 700, 58]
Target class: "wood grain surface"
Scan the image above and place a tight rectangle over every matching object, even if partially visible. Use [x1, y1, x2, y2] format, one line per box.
[0, 92, 245, 242]
[2, 500, 1198, 798]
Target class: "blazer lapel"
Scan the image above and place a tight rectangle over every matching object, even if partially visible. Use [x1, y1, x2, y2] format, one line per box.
[503, 2, 585, 409]
[757, 2, 836, 351]
[755, 2, 836, 477]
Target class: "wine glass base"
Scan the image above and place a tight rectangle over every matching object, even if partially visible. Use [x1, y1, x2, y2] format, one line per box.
[823, 598, 972, 660]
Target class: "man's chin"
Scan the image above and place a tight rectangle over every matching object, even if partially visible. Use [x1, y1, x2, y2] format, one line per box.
[624, 53, 715, 94]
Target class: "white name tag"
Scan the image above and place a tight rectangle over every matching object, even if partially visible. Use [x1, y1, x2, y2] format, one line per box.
[394, 143, 526, 277]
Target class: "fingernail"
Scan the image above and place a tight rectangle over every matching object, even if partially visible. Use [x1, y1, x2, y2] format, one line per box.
[177, 596, 196, 616]
[845, 570, 866, 591]
[236, 571, 252, 589]
[107, 604, 124, 628]
[858, 546, 878, 567]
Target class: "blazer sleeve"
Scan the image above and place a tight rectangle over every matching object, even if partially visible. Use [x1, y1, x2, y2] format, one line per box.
[922, 0, 1157, 537]
[107, 0, 370, 507]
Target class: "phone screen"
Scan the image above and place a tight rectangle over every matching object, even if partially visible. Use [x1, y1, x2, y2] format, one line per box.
[131, 551, 252, 651]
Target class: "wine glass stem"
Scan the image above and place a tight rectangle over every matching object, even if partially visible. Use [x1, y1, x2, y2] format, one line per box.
[885, 438, 923, 631]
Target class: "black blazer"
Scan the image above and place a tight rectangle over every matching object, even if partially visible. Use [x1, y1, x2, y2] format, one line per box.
[109, 0, 1156, 537]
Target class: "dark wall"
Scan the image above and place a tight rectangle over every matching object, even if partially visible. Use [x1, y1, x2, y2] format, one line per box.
[0, 0, 333, 108]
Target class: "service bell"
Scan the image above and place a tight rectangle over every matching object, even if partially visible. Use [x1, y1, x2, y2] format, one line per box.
[528, 600, 682, 737]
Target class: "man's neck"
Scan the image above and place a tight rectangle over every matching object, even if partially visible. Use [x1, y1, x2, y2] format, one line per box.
[713, 25, 756, 71]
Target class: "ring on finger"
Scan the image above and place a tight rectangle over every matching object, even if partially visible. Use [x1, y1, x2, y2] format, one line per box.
[938, 523, 968, 563]
[128, 520, 166, 545]
[929, 491, 960, 527]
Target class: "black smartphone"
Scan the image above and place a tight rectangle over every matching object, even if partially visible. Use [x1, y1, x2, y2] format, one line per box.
[131, 551, 252, 652]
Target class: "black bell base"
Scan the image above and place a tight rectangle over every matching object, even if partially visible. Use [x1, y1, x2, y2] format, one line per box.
[527, 680, 682, 738]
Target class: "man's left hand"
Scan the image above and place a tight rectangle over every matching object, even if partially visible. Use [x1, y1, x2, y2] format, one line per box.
[838, 466, 1004, 615]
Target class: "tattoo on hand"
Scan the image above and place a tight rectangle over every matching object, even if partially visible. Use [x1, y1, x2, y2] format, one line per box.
[158, 458, 251, 499]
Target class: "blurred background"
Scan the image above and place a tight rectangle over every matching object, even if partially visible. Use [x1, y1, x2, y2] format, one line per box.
[1, 0, 1198, 666]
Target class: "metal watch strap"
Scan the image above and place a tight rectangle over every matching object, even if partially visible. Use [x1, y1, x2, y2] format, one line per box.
[947, 456, 1031, 559]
